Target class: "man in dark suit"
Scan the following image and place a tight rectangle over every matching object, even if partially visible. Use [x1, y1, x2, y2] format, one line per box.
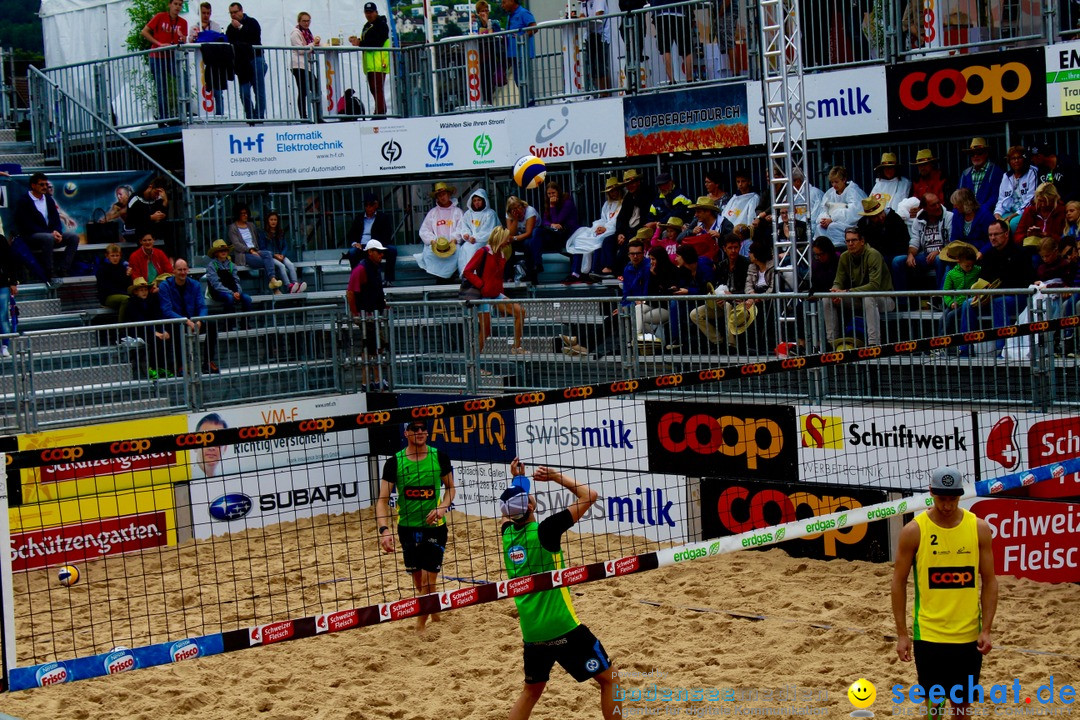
[346, 194, 397, 285]
[13, 172, 79, 280]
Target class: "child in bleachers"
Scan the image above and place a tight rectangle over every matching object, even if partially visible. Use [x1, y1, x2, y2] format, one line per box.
[96, 243, 131, 320]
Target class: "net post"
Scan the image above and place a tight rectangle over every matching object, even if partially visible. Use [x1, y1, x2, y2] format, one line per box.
[0, 452, 15, 691]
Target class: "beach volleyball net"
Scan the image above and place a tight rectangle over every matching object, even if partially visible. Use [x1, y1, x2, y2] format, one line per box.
[1, 313, 1078, 690]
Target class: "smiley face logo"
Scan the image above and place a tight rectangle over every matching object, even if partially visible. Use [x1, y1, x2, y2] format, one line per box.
[848, 678, 876, 716]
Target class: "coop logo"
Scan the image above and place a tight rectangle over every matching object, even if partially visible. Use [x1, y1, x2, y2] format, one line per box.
[380, 139, 402, 163]
[228, 133, 265, 154]
[299, 418, 335, 432]
[35, 662, 68, 687]
[463, 398, 496, 412]
[515, 392, 546, 405]
[403, 487, 436, 500]
[426, 136, 452, 168]
[928, 566, 976, 588]
[897, 62, 1032, 113]
[239, 425, 276, 439]
[472, 133, 494, 165]
[655, 374, 683, 387]
[563, 386, 594, 399]
[209, 493, 253, 521]
[104, 648, 137, 675]
[698, 369, 725, 381]
[109, 439, 151, 454]
[169, 640, 200, 663]
[411, 406, 444, 418]
[357, 411, 392, 425]
[40, 447, 84, 462]
[177, 432, 215, 447]
[610, 380, 639, 393]
[657, 412, 784, 469]
[801, 413, 844, 449]
[508, 545, 527, 565]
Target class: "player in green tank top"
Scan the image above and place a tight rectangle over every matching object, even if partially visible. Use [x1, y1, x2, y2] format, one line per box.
[375, 418, 456, 632]
[498, 458, 621, 720]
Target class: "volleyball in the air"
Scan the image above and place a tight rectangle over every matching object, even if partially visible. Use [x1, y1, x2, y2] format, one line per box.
[58, 565, 80, 587]
[512, 155, 547, 189]
[62, 181, 78, 198]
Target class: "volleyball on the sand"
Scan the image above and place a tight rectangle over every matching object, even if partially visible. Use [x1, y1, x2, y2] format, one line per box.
[512, 155, 547, 189]
[57, 565, 80, 587]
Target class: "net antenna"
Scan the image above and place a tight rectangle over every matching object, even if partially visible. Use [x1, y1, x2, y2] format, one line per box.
[759, 0, 810, 293]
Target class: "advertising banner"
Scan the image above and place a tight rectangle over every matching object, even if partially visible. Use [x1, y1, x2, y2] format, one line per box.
[188, 457, 371, 539]
[699, 478, 890, 561]
[186, 395, 368, 481]
[623, 84, 749, 156]
[17, 415, 189, 505]
[971, 498, 1080, 583]
[747, 67, 888, 144]
[9, 485, 178, 570]
[506, 97, 627, 163]
[515, 397, 647, 472]
[0, 171, 154, 244]
[358, 114, 512, 177]
[182, 123, 363, 186]
[886, 47, 1046, 131]
[978, 411, 1080, 500]
[645, 401, 798, 482]
[1045, 41, 1080, 117]
[797, 406, 976, 491]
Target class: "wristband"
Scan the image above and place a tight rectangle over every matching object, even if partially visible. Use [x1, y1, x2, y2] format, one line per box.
[378, 525, 389, 535]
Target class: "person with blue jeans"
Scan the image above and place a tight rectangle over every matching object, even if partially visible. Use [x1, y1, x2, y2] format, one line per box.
[206, 240, 254, 313]
[0, 228, 16, 358]
[227, 3, 267, 120]
[957, 219, 1030, 353]
[141, 0, 188, 123]
[666, 244, 713, 351]
[893, 192, 953, 296]
[501, 0, 536, 105]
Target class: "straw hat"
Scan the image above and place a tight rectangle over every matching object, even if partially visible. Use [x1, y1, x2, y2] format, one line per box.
[689, 196, 721, 213]
[620, 169, 645, 185]
[831, 336, 863, 351]
[875, 152, 898, 169]
[660, 216, 685, 231]
[857, 197, 886, 216]
[912, 149, 937, 164]
[634, 227, 654, 241]
[432, 236, 457, 258]
[938, 241, 978, 263]
[602, 177, 621, 194]
[966, 137, 990, 153]
[727, 303, 758, 336]
[128, 276, 150, 294]
[430, 181, 456, 197]
[969, 278, 1001, 307]
[208, 239, 230, 256]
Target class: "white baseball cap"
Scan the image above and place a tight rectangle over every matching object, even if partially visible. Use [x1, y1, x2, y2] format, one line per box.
[365, 240, 387, 252]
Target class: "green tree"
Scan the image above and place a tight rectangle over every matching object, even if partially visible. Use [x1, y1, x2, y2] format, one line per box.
[127, 0, 169, 52]
[438, 22, 464, 40]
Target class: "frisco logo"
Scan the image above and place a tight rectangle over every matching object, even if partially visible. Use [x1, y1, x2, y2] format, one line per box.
[440, 587, 479, 609]
[170, 639, 200, 663]
[553, 566, 589, 586]
[508, 545, 526, 564]
[259, 621, 295, 645]
[35, 661, 68, 686]
[104, 649, 136, 675]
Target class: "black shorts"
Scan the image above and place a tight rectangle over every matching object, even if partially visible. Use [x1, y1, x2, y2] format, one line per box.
[654, 13, 691, 56]
[398, 524, 448, 573]
[913, 641, 983, 699]
[523, 624, 612, 684]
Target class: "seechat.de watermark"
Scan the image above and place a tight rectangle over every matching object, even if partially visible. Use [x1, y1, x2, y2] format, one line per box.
[891, 677, 1076, 708]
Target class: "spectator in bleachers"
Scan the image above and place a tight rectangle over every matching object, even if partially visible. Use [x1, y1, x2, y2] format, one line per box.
[190, 3, 230, 117]
[948, 188, 993, 252]
[895, 192, 953, 295]
[227, 204, 284, 292]
[96, 243, 131, 320]
[582, 0, 611, 93]
[652, 217, 682, 260]
[995, 146, 1038, 233]
[159, 259, 217, 374]
[603, 169, 653, 277]
[825, 226, 894, 348]
[1064, 201, 1080, 241]
[958, 137, 1003, 217]
[637, 245, 676, 341]
[665, 244, 713, 350]
[101, 184, 135, 238]
[791, 236, 839, 355]
[648, 172, 693, 229]
[740, 238, 777, 352]
[540, 180, 580, 282]
[128, 232, 173, 286]
[462, 228, 527, 357]
[417, 182, 464, 283]
[140, 0, 188, 124]
[289, 12, 321, 120]
[13, 172, 80, 281]
[1030, 144, 1070, 200]
[126, 178, 171, 256]
[471, 1, 503, 106]
[504, 195, 541, 283]
[790, 166, 824, 225]
[455, 188, 499, 277]
[125, 277, 175, 379]
[1014, 182, 1066, 250]
[702, 168, 730, 211]
[682, 196, 723, 262]
[501, 0, 537, 105]
[869, 153, 912, 214]
[206, 239, 254, 313]
[650, 0, 693, 84]
[816, 166, 867, 249]
[227, 2, 267, 121]
[1034, 236, 1074, 286]
[352, 2, 390, 115]
[720, 169, 761, 233]
[856, 197, 909, 265]
[911, 149, 949, 205]
[346, 194, 396, 283]
[565, 176, 622, 281]
[969, 219, 1028, 351]
[0, 224, 15, 358]
[346, 239, 388, 390]
[262, 212, 306, 293]
[941, 244, 981, 337]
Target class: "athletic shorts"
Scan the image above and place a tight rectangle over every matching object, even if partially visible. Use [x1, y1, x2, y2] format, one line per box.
[523, 624, 612, 684]
[654, 13, 690, 56]
[398, 524, 448, 573]
[913, 640, 983, 698]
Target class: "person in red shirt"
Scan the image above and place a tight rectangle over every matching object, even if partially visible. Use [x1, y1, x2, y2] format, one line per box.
[140, 0, 188, 123]
[912, 149, 949, 205]
[461, 228, 526, 357]
[128, 232, 174, 287]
